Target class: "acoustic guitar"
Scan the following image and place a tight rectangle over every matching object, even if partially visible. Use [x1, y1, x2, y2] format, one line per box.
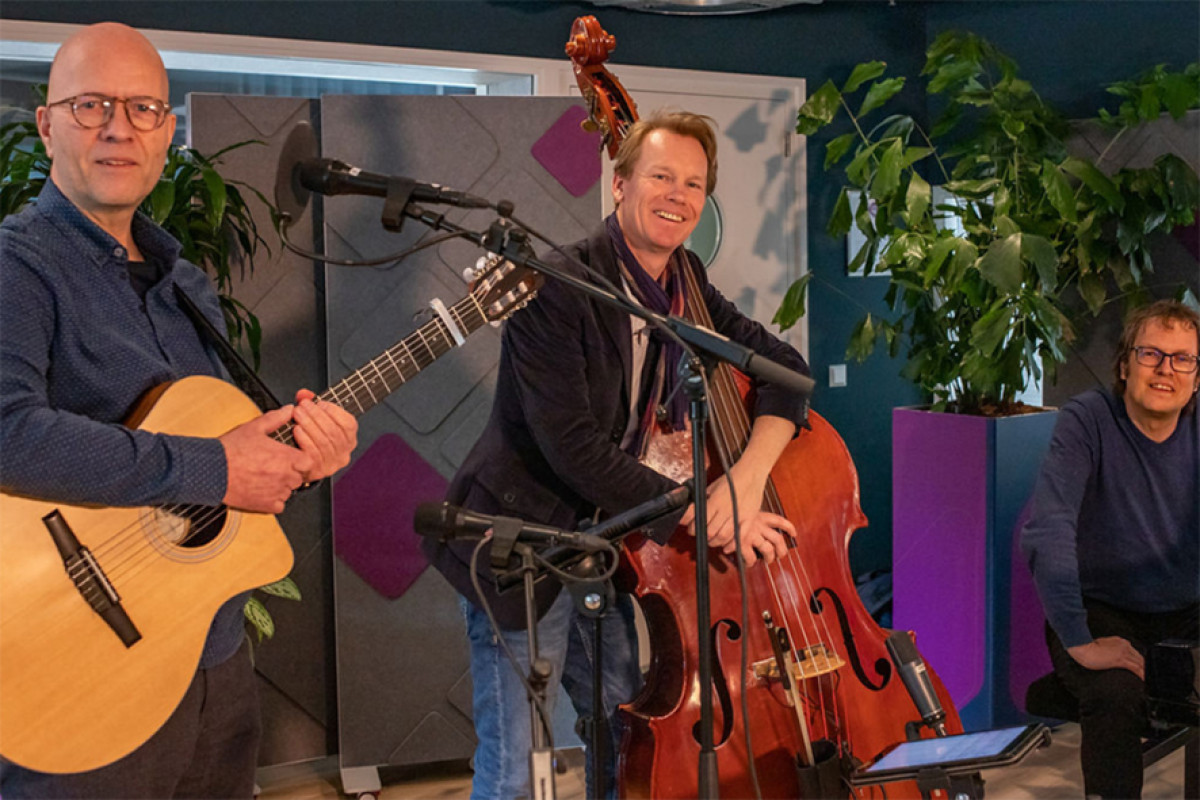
[0, 255, 541, 774]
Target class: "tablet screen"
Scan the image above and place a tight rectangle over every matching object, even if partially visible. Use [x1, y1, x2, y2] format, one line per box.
[864, 726, 1028, 773]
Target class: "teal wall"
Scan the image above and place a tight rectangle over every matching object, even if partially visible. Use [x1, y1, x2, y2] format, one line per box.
[7, 0, 1196, 575]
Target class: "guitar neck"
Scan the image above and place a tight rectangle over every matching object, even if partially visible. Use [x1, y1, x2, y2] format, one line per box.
[273, 291, 487, 446]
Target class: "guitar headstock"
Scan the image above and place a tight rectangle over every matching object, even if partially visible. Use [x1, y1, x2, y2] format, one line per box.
[565, 15, 638, 160]
[466, 254, 544, 324]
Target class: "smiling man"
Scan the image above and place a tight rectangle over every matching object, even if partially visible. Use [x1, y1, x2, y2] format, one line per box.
[422, 110, 809, 800]
[0, 22, 357, 799]
[1022, 300, 1200, 799]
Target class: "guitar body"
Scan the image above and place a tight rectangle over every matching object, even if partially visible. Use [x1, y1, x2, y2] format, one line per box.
[0, 375, 293, 774]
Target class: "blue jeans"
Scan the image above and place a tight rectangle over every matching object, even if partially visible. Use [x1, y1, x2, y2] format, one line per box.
[460, 588, 642, 800]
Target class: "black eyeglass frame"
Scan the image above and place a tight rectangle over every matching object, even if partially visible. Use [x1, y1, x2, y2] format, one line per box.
[45, 94, 170, 132]
[1130, 345, 1200, 374]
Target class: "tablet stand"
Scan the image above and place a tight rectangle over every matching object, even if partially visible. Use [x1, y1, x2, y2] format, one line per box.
[912, 767, 985, 800]
[903, 724, 985, 800]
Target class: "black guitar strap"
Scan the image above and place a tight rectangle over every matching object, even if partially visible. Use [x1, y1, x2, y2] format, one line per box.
[174, 284, 283, 412]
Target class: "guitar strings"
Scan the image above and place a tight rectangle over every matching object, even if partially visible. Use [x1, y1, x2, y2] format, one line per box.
[60, 297, 487, 604]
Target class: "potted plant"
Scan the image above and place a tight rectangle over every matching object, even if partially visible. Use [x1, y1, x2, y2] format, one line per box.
[782, 32, 1197, 411]
[1, 90, 294, 643]
[777, 31, 1199, 729]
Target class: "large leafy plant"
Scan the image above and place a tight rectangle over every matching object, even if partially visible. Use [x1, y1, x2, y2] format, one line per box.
[0, 92, 269, 367]
[777, 32, 1199, 414]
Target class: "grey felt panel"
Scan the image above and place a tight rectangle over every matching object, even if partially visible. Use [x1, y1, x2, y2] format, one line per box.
[322, 95, 600, 771]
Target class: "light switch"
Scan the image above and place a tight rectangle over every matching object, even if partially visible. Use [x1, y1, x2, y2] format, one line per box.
[829, 363, 847, 388]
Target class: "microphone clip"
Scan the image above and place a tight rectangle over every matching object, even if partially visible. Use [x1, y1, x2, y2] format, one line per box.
[382, 175, 423, 233]
[489, 517, 526, 571]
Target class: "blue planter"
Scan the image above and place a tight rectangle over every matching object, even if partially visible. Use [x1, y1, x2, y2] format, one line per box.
[892, 406, 1059, 731]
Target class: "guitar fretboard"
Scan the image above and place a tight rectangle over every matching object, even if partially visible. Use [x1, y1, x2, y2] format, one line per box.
[272, 291, 488, 447]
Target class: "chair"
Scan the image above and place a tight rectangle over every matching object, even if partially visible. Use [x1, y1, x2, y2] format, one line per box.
[1024, 671, 1198, 798]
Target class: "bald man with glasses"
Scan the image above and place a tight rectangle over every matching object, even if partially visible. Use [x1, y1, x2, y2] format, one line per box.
[0, 22, 357, 799]
[1022, 299, 1200, 799]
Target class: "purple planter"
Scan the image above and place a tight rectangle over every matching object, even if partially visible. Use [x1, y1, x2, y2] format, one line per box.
[892, 406, 1058, 730]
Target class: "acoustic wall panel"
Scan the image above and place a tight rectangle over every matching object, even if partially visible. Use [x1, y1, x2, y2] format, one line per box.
[321, 95, 601, 776]
[187, 94, 339, 766]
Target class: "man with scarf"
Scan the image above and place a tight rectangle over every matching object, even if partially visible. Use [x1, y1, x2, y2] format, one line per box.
[421, 110, 810, 800]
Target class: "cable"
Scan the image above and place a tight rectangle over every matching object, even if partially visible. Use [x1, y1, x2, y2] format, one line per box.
[277, 216, 473, 267]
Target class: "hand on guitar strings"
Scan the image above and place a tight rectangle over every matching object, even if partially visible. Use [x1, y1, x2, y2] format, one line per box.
[291, 389, 358, 483]
[218, 390, 357, 514]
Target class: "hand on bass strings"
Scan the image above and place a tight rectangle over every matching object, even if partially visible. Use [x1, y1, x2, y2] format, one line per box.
[680, 461, 796, 567]
[1068, 636, 1145, 679]
[679, 414, 798, 566]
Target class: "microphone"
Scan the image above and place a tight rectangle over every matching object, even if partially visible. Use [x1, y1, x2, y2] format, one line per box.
[578, 482, 692, 541]
[662, 316, 815, 400]
[494, 483, 692, 592]
[413, 503, 610, 553]
[885, 629, 948, 737]
[296, 158, 492, 209]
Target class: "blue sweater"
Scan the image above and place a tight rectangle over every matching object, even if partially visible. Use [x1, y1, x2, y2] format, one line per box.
[1020, 388, 1199, 648]
[0, 180, 248, 667]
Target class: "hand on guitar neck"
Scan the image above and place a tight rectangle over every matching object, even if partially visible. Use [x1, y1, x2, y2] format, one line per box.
[679, 414, 798, 566]
[219, 388, 357, 513]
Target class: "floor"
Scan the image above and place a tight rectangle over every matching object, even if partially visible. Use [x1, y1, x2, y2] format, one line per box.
[256, 722, 1191, 799]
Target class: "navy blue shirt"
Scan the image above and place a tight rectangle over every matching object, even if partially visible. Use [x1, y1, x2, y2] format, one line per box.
[1021, 388, 1200, 647]
[1, 180, 248, 667]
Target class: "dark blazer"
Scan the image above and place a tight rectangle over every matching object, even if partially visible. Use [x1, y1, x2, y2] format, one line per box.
[422, 224, 810, 628]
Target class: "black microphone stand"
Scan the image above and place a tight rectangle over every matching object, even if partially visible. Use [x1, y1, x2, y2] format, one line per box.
[484, 515, 560, 800]
[561, 554, 616, 800]
[680, 355, 721, 798]
[492, 487, 691, 800]
[514, 541, 559, 800]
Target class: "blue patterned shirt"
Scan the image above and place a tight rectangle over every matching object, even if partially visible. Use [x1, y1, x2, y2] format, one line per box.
[1, 180, 249, 667]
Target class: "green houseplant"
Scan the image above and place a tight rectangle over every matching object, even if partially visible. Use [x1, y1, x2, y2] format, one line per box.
[778, 31, 1199, 414]
[1, 94, 295, 642]
[774, 32, 1199, 728]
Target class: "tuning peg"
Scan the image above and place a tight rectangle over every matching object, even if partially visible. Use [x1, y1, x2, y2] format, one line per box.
[463, 255, 490, 283]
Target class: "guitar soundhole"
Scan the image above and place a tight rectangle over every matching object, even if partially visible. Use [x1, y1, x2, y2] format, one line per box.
[172, 504, 226, 547]
[143, 504, 236, 560]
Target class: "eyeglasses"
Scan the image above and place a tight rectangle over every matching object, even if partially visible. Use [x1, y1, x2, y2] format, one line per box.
[1131, 346, 1200, 374]
[46, 94, 169, 132]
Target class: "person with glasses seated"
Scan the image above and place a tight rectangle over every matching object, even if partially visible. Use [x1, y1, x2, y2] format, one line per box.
[1021, 299, 1199, 799]
[0, 22, 357, 799]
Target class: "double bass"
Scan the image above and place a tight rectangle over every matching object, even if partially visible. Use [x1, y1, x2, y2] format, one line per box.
[565, 16, 964, 799]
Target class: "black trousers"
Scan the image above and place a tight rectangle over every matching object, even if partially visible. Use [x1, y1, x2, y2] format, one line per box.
[1047, 598, 1199, 800]
[0, 639, 261, 799]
